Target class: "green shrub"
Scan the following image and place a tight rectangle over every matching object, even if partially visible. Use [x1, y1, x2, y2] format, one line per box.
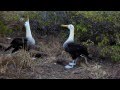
[98, 36, 109, 47]
[0, 21, 13, 36]
[116, 34, 120, 45]
[100, 46, 120, 62]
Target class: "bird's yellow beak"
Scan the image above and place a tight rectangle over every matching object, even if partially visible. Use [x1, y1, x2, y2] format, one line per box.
[26, 15, 29, 21]
[61, 25, 68, 28]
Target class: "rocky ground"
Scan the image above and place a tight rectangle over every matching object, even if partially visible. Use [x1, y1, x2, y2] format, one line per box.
[0, 36, 120, 79]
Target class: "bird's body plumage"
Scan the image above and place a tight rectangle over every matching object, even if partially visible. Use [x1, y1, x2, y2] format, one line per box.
[5, 37, 29, 53]
[64, 42, 89, 59]
[61, 24, 92, 69]
[5, 16, 35, 53]
[10, 38, 27, 47]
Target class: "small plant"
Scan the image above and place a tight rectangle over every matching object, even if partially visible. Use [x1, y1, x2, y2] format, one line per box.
[82, 39, 95, 46]
[98, 36, 109, 47]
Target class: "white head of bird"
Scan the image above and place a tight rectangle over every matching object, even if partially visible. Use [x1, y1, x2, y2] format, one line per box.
[68, 24, 74, 31]
[61, 24, 74, 31]
[61, 24, 75, 48]
[24, 16, 30, 27]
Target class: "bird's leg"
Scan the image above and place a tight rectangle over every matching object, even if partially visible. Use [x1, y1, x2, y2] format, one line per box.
[69, 60, 76, 65]
[65, 59, 78, 69]
[65, 64, 74, 69]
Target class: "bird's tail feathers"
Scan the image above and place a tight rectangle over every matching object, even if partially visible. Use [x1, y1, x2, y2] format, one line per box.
[4, 45, 13, 52]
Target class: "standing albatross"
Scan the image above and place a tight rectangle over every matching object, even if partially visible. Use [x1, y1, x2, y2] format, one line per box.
[5, 16, 35, 53]
[61, 24, 91, 69]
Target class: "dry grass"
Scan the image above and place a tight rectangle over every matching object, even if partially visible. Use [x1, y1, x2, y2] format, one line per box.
[37, 36, 71, 63]
[0, 50, 37, 79]
[0, 36, 120, 79]
[0, 36, 66, 79]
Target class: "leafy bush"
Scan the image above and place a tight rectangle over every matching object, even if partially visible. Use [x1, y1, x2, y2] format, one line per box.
[100, 46, 120, 62]
[0, 11, 119, 44]
[98, 36, 109, 47]
[0, 21, 13, 36]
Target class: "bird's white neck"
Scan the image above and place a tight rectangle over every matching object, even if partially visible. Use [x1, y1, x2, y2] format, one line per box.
[67, 29, 74, 42]
[25, 21, 33, 39]
[63, 29, 74, 47]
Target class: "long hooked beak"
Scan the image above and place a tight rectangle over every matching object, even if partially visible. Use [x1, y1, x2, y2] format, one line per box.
[61, 25, 68, 28]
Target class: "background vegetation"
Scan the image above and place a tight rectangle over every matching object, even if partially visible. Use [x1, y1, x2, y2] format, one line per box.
[0, 11, 120, 62]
